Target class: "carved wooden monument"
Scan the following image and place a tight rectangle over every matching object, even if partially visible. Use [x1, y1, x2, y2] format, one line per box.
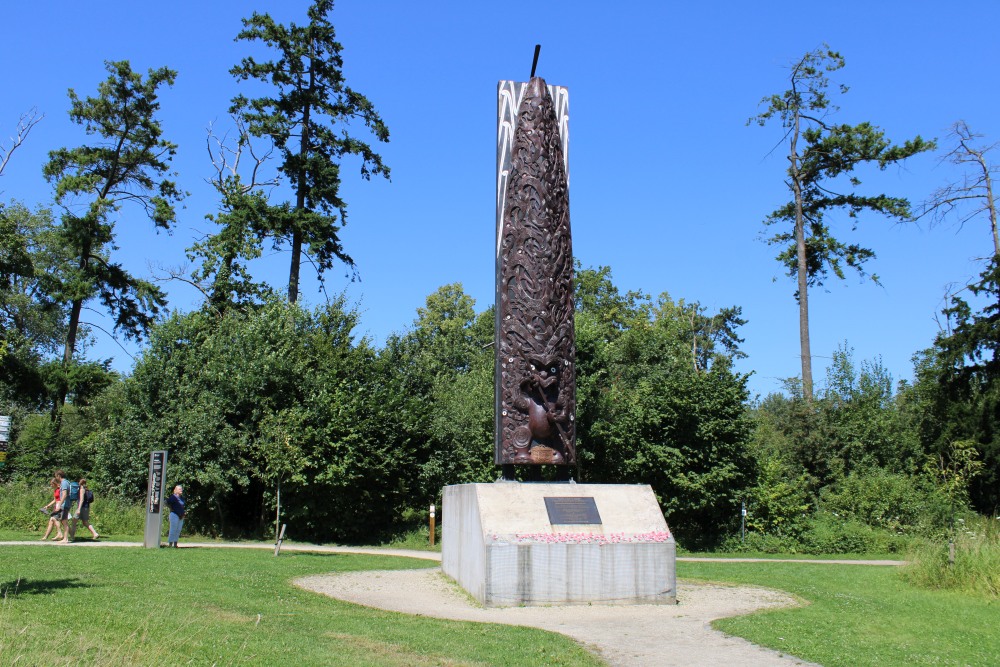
[495, 76, 576, 467]
[495, 77, 576, 465]
[440, 62, 676, 608]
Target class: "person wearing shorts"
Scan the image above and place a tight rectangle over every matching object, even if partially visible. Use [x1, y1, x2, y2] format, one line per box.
[55, 470, 72, 543]
[40, 478, 64, 541]
[75, 479, 99, 540]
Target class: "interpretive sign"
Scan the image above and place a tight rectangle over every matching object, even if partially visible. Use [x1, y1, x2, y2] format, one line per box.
[144, 450, 168, 548]
[544, 496, 601, 525]
[0, 416, 10, 468]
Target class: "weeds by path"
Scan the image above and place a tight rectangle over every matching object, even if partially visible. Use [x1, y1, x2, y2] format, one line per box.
[901, 515, 1000, 598]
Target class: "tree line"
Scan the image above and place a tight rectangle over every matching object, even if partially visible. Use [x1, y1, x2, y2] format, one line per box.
[1, 5, 997, 548]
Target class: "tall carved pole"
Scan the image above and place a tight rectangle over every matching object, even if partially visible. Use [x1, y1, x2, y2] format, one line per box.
[495, 76, 576, 468]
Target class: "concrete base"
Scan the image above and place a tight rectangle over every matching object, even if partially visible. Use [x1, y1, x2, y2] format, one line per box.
[441, 482, 676, 607]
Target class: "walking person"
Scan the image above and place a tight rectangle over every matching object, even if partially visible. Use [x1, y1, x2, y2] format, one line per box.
[166, 485, 185, 548]
[40, 478, 64, 541]
[54, 470, 73, 544]
[74, 479, 100, 540]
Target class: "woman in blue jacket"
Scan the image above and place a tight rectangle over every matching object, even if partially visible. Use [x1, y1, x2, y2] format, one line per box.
[166, 485, 185, 548]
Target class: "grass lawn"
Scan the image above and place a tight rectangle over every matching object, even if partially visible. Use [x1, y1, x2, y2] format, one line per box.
[0, 546, 601, 666]
[679, 560, 1000, 667]
[6, 541, 997, 667]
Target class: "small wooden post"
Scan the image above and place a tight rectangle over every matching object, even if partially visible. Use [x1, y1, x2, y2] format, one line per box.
[429, 504, 436, 547]
[740, 500, 746, 543]
[274, 523, 287, 557]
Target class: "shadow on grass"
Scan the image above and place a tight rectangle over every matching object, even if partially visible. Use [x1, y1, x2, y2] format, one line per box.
[1, 577, 89, 598]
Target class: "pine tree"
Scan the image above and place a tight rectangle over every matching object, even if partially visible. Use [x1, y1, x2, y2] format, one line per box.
[231, 0, 390, 303]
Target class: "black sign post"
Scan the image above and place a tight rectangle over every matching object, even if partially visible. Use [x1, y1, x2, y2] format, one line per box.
[144, 450, 168, 548]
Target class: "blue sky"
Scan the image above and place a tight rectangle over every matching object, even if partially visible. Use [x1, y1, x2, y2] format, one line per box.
[1, 0, 997, 399]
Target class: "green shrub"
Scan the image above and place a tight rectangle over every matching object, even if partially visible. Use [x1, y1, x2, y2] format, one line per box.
[722, 512, 912, 555]
[743, 455, 811, 539]
[720, 531, 800, 554]
[901, 515, 1000, 598]
[820, 469, 952, 536]
[799, 513, 910, 554]
[6, 407, 98, 481]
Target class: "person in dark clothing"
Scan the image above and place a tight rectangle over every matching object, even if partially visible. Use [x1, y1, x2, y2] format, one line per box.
[166, 485, 185, 548]
[74, 479, 99, 540]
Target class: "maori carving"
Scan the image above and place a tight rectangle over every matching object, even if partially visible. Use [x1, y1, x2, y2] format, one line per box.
[496, 77, 576, 466]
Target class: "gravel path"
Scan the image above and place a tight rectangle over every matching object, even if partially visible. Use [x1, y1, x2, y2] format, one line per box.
[296, 567, 819, 667]
[3, 540, 906, 567]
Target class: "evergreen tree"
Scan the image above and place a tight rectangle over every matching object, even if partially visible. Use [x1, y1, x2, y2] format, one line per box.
[231, 0, 390, 303]
[43, 61, 182, 407]
[911, 258, 1000, 513]
[751, 46, 934, 401]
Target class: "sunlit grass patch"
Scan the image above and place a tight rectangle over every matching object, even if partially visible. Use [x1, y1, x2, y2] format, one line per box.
[0, 546, 600, 666]
[679, 559, 1000, 667]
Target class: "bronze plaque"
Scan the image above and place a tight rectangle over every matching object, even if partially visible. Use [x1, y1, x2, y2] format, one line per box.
[544, 496, 601, 525]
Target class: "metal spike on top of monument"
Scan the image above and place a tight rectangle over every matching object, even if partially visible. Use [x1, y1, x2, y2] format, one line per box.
[495, 51, 576, 467]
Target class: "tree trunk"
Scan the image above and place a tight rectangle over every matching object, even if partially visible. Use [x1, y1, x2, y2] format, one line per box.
[288, 59, 314, 304]
[978, 151, 999, 257]
[62, 298, 83, 367]
[288, 229, 302, 303]
[690, 311, 699, 373]
[58, 239, 90, 409]
[789, 110, 813, 402]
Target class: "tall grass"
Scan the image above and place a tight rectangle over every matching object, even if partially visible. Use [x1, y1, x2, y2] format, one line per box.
[901, 515, 1000, 598]
[380, 524, 441, 552]
[0, 480, 146, 536]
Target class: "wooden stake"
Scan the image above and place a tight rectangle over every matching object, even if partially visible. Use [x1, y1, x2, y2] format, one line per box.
[429, 504, 436, 547]
[274, 523, 287, 557]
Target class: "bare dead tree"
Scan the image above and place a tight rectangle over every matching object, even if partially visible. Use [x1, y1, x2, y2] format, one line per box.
[920, 121, 1000, 258]
[933, 282, 970, 336]
[206, 114, 279, 193]
[0, 108, 44, 178]
[168, 114, 286, 312]
[149, 259, 223, 312]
